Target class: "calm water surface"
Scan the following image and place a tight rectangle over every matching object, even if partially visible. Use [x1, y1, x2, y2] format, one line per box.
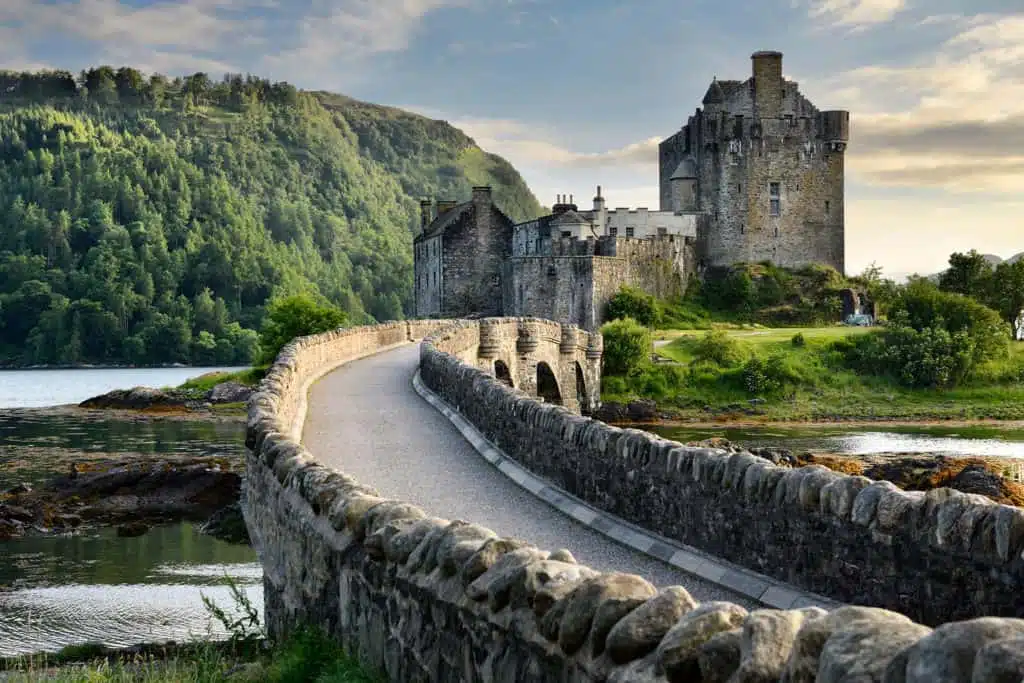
[0, 524, 261, 656]
[0, 370, 256, 656]
[0, 367, 247, 409]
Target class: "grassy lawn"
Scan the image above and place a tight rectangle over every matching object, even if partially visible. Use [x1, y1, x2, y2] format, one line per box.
[605, 326, 1024, 423]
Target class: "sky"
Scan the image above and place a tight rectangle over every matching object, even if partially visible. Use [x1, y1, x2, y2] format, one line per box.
[0, 0, 1021, 278]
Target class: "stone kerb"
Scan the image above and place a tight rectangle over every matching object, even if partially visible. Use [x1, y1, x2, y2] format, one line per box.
[245, 319, 1024, 683]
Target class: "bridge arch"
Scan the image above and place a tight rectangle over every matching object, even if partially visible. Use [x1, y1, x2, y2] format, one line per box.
[494, 360, 514, 387]
[575, 361, 589, 415]
[536, 362, 562, 405]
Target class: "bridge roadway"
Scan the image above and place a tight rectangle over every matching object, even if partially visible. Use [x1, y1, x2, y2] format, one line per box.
[302, 343, 757, 608]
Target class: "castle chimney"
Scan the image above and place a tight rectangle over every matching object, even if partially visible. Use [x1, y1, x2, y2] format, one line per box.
[752, 50, 784, 118]
[472, 185, 492, 204]
[419, 199, 433, 229]
[437, 200, 458, 215]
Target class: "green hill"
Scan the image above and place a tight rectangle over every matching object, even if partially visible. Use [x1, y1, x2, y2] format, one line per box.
[0, 68, 543, 367]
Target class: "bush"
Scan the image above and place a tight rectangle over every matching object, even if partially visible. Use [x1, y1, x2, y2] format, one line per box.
[257, 294, 348, 364]
[605, 286, 659, 326]
[600, 317, 651, 376]
[840, 280, 1010, 388]
[691, 330, 750, 367]
[791, 332, 806, 347]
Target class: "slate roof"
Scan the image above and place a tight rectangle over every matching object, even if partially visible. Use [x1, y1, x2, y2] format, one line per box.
[415, 201, 473, 241]
[702, 79, 745, 105]
[550, 209, 591, 226]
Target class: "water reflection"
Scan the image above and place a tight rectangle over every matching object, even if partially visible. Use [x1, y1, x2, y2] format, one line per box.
[0, 524, 262, 656]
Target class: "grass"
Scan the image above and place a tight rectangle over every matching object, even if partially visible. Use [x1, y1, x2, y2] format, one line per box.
[176, 368, 267, 394]
[603, 326, 1024, 423]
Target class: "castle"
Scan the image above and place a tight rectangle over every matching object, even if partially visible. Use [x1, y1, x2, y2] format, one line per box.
[414, 51, 849, 330]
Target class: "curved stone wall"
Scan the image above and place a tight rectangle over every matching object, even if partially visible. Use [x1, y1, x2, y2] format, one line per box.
[245, 319, 1024, 683]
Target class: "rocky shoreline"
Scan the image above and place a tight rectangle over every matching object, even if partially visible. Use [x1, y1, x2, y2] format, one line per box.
[680, 437, 1024, 506]
[0, 380, 255, 547]
[0, 456, 249, 545]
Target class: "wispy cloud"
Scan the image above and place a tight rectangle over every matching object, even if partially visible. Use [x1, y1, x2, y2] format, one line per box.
[260, 0, 473, 86]
[804, 0, 907, 26]
[816, 12, 1024, 194]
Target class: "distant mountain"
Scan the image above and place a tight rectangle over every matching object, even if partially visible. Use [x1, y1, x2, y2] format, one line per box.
[0, 67, 544, 366]
[925, 251, 1024, 282]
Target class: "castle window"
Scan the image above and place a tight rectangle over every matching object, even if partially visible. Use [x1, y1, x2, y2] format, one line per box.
[626, 227, 635, 238]
[825, 200, 831, 214]
[609, 227, 618, 237]
[658, 227, 668, 237]
[769, 182, 781, 216]
[561, 231, 571, 238]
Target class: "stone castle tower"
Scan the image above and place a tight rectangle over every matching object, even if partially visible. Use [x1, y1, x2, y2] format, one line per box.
[659, 51, 849, 273]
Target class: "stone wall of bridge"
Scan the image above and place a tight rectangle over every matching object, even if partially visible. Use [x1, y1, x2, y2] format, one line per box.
[244, 319, 1024, 683]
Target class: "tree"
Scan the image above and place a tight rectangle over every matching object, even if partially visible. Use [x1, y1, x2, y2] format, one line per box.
[599, 318, 651, 376]
[606, 286, 659, 326]
[939, 250, 993, 299]
[988, 260, 1024, 340]
[257, 294, 348, 364]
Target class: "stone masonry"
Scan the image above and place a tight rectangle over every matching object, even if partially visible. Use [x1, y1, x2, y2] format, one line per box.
[659, 51, 848, 272]
[244, 318, 1024, 683]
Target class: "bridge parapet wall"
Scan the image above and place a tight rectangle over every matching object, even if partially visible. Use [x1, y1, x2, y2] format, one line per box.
[245, 319, 1024, 683]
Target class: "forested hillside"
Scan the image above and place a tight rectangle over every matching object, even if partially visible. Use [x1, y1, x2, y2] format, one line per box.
[0, 68, 543, 366]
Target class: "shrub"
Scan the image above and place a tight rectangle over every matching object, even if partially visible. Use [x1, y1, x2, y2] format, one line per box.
[600, 317, 652, 376]
[791, 332, 806, 347]
[257, 294, 348, 364]
[605, 286, 659, 326]
[691, 330, 750, 367]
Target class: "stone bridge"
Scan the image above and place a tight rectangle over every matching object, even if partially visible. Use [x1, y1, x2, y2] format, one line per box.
[432, 318, 602, 414]
[243, 318, 1024, 683]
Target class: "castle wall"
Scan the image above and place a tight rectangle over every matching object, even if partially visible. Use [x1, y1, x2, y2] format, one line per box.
[413, 235, 443, 316]
[438, 192, 513, 318]
[505, 236, 696, 330]
[503, 257, 596, 330]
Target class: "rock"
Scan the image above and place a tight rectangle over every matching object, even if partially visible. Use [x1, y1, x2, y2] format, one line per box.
[898, 618, 1024, 683]
[731, 609, 825, 682]
[207, 381, 254, 404]
[460, 537, 531, 584]
[510, 560, 597, 613]
[199, 502, 251, 545]
[782, 606, 918, 683]
[549, 548, 576, 564]
[79, 386, 180, 410]
[656, 601, 749, 681]
[817, 618, 931, 683]
[0, 503, 34, 522]
[606, 586, 699, 664]
[592, 402, 628, 423]
[6, 482, 31, 495]
[626, 400, 658, 421]
[116, 521, 150, 537]
[971, 638, 1024, 683]
[556, 573, 657, 655]
[698, 629, 743, 683]
[949, 465, 1004, 500]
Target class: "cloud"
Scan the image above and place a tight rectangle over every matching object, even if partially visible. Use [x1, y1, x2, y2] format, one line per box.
[805, 0, 907, 26]
[441, 115, 660, 169]
[260, 0, 473, 85]
[0, 0, 265, 75]
[816, 12, 1024, 194]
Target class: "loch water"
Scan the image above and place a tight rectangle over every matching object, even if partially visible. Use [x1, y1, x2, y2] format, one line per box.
[0, 369, 258, 657]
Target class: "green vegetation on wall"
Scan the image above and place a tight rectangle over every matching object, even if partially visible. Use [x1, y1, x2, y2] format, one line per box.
[0, 68, 543, 367]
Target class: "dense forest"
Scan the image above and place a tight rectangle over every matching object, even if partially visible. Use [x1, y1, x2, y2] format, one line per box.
[0, 67, 543, 366]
